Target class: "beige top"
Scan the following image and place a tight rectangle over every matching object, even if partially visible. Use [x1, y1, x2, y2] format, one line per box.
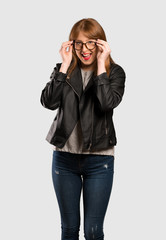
[53, 69, 115, 156]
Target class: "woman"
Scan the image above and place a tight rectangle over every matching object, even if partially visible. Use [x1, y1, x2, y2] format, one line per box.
[40, 18, 126, 240]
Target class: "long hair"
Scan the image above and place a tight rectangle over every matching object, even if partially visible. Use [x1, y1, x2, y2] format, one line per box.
[66, 18, 116, 79]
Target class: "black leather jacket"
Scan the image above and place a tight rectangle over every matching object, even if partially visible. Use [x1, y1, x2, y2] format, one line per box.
[40, 62, 126, 151]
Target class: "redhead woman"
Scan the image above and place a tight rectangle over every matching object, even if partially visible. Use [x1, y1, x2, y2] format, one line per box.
[40, 18, 126, 240]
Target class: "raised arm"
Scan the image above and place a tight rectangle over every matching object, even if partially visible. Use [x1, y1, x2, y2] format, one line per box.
[93, 64, 126, 112]
[40, 63, 67, 110]
[40, 40, 73, 110]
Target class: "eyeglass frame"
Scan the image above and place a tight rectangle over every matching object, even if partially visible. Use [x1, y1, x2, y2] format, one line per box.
[72, 39, 97, 51]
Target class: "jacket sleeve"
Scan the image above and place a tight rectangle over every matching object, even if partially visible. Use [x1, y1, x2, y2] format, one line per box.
[40, 63, 67, 110]
[93, 64, 126, 112]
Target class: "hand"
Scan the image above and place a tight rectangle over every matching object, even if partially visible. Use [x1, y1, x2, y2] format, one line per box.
[96, 39, 111, 63]
[59, 40, 73, 67]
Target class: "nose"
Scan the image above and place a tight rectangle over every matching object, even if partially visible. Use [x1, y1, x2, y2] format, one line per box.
[82, 43, 88, 52]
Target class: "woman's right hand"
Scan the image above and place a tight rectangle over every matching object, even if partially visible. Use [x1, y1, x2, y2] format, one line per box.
[59, 40, 73, 68]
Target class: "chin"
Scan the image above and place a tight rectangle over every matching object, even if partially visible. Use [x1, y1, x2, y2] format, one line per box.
[79, 58, 96, 66]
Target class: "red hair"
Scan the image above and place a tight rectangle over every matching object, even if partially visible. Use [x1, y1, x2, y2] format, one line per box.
[66, 18, 116, 79]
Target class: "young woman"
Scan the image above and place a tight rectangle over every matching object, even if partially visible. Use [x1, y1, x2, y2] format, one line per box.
[40, 18, 126, 240]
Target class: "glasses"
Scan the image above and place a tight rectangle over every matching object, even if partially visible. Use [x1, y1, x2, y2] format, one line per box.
[73, 40, 97, 50]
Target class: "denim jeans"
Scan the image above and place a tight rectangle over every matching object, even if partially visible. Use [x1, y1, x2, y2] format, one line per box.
[52, 150, 115, 240]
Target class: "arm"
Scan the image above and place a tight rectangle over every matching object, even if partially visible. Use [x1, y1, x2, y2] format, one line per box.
[40, 40, 73, 110]
[93, 64, 126, 112]
[40, 63, 67, 110]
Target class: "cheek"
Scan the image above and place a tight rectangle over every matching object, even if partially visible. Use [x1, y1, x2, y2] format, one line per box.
[76, 52, 81, 58]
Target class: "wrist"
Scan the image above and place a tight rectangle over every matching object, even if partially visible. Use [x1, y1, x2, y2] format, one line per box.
[97, 61, 106, 75]
[59, 62, 70, 74]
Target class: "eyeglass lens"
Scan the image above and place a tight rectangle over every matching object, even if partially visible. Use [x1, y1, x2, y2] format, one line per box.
[74, 41, 96, 50]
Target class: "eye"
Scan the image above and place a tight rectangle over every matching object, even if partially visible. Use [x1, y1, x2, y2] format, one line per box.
[88, 41, 93, 44]
[75, 42, 82, 45]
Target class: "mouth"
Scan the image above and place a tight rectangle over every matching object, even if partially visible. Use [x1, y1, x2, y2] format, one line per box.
[81, 53, 92, 61]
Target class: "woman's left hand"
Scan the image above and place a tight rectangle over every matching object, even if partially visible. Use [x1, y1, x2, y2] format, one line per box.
[96, 39, 111, 63]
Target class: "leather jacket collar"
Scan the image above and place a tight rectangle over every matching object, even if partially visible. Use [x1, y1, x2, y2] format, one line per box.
[66, 64, 95, 100]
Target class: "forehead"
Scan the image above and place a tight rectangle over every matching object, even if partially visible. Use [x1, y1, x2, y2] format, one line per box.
[76, 31, 93, 41]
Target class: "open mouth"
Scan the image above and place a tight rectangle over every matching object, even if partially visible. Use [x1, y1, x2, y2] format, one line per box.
[81, 53, 92, 61]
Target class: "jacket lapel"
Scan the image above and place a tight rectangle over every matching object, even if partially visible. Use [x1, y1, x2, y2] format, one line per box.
[66, 65, 95, 99]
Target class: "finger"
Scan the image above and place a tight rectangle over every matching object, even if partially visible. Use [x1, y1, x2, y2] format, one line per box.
[62, 41, 73, 47]
[61, 44, 73, 52]
[60, 40, 72, 47]
[69, 44, 73, 51]
[62, 40, 73, 44]
[97, 43, 111, 55]
[97, 39, 109, 47]
[97, 42, 110, 52]
[60, 44, 72, 50]
[66, 45, 73, 52]
[63, 45, 73, 53]
[97, 39, 110, 49]
[96, 42, 105, 50]
[97, 39, 107, 44]
[96, 42, 107, 50]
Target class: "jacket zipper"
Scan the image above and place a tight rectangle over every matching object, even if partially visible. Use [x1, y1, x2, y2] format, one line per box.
[67, 79, 93, 151]
[105, 112, 108, 135]
[66, 80, 80, 101]
[88, 101, 94, 150]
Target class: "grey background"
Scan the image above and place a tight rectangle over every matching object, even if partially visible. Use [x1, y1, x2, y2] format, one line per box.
[1, 0, 165, 239]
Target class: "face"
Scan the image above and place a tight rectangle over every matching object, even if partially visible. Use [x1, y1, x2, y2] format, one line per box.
[74, 31, 97, 71]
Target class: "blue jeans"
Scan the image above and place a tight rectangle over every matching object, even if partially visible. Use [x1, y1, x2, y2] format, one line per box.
[52, 150, 115, 240]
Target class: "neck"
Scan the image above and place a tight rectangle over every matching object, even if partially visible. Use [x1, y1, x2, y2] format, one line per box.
[80, 61, 96, 71]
